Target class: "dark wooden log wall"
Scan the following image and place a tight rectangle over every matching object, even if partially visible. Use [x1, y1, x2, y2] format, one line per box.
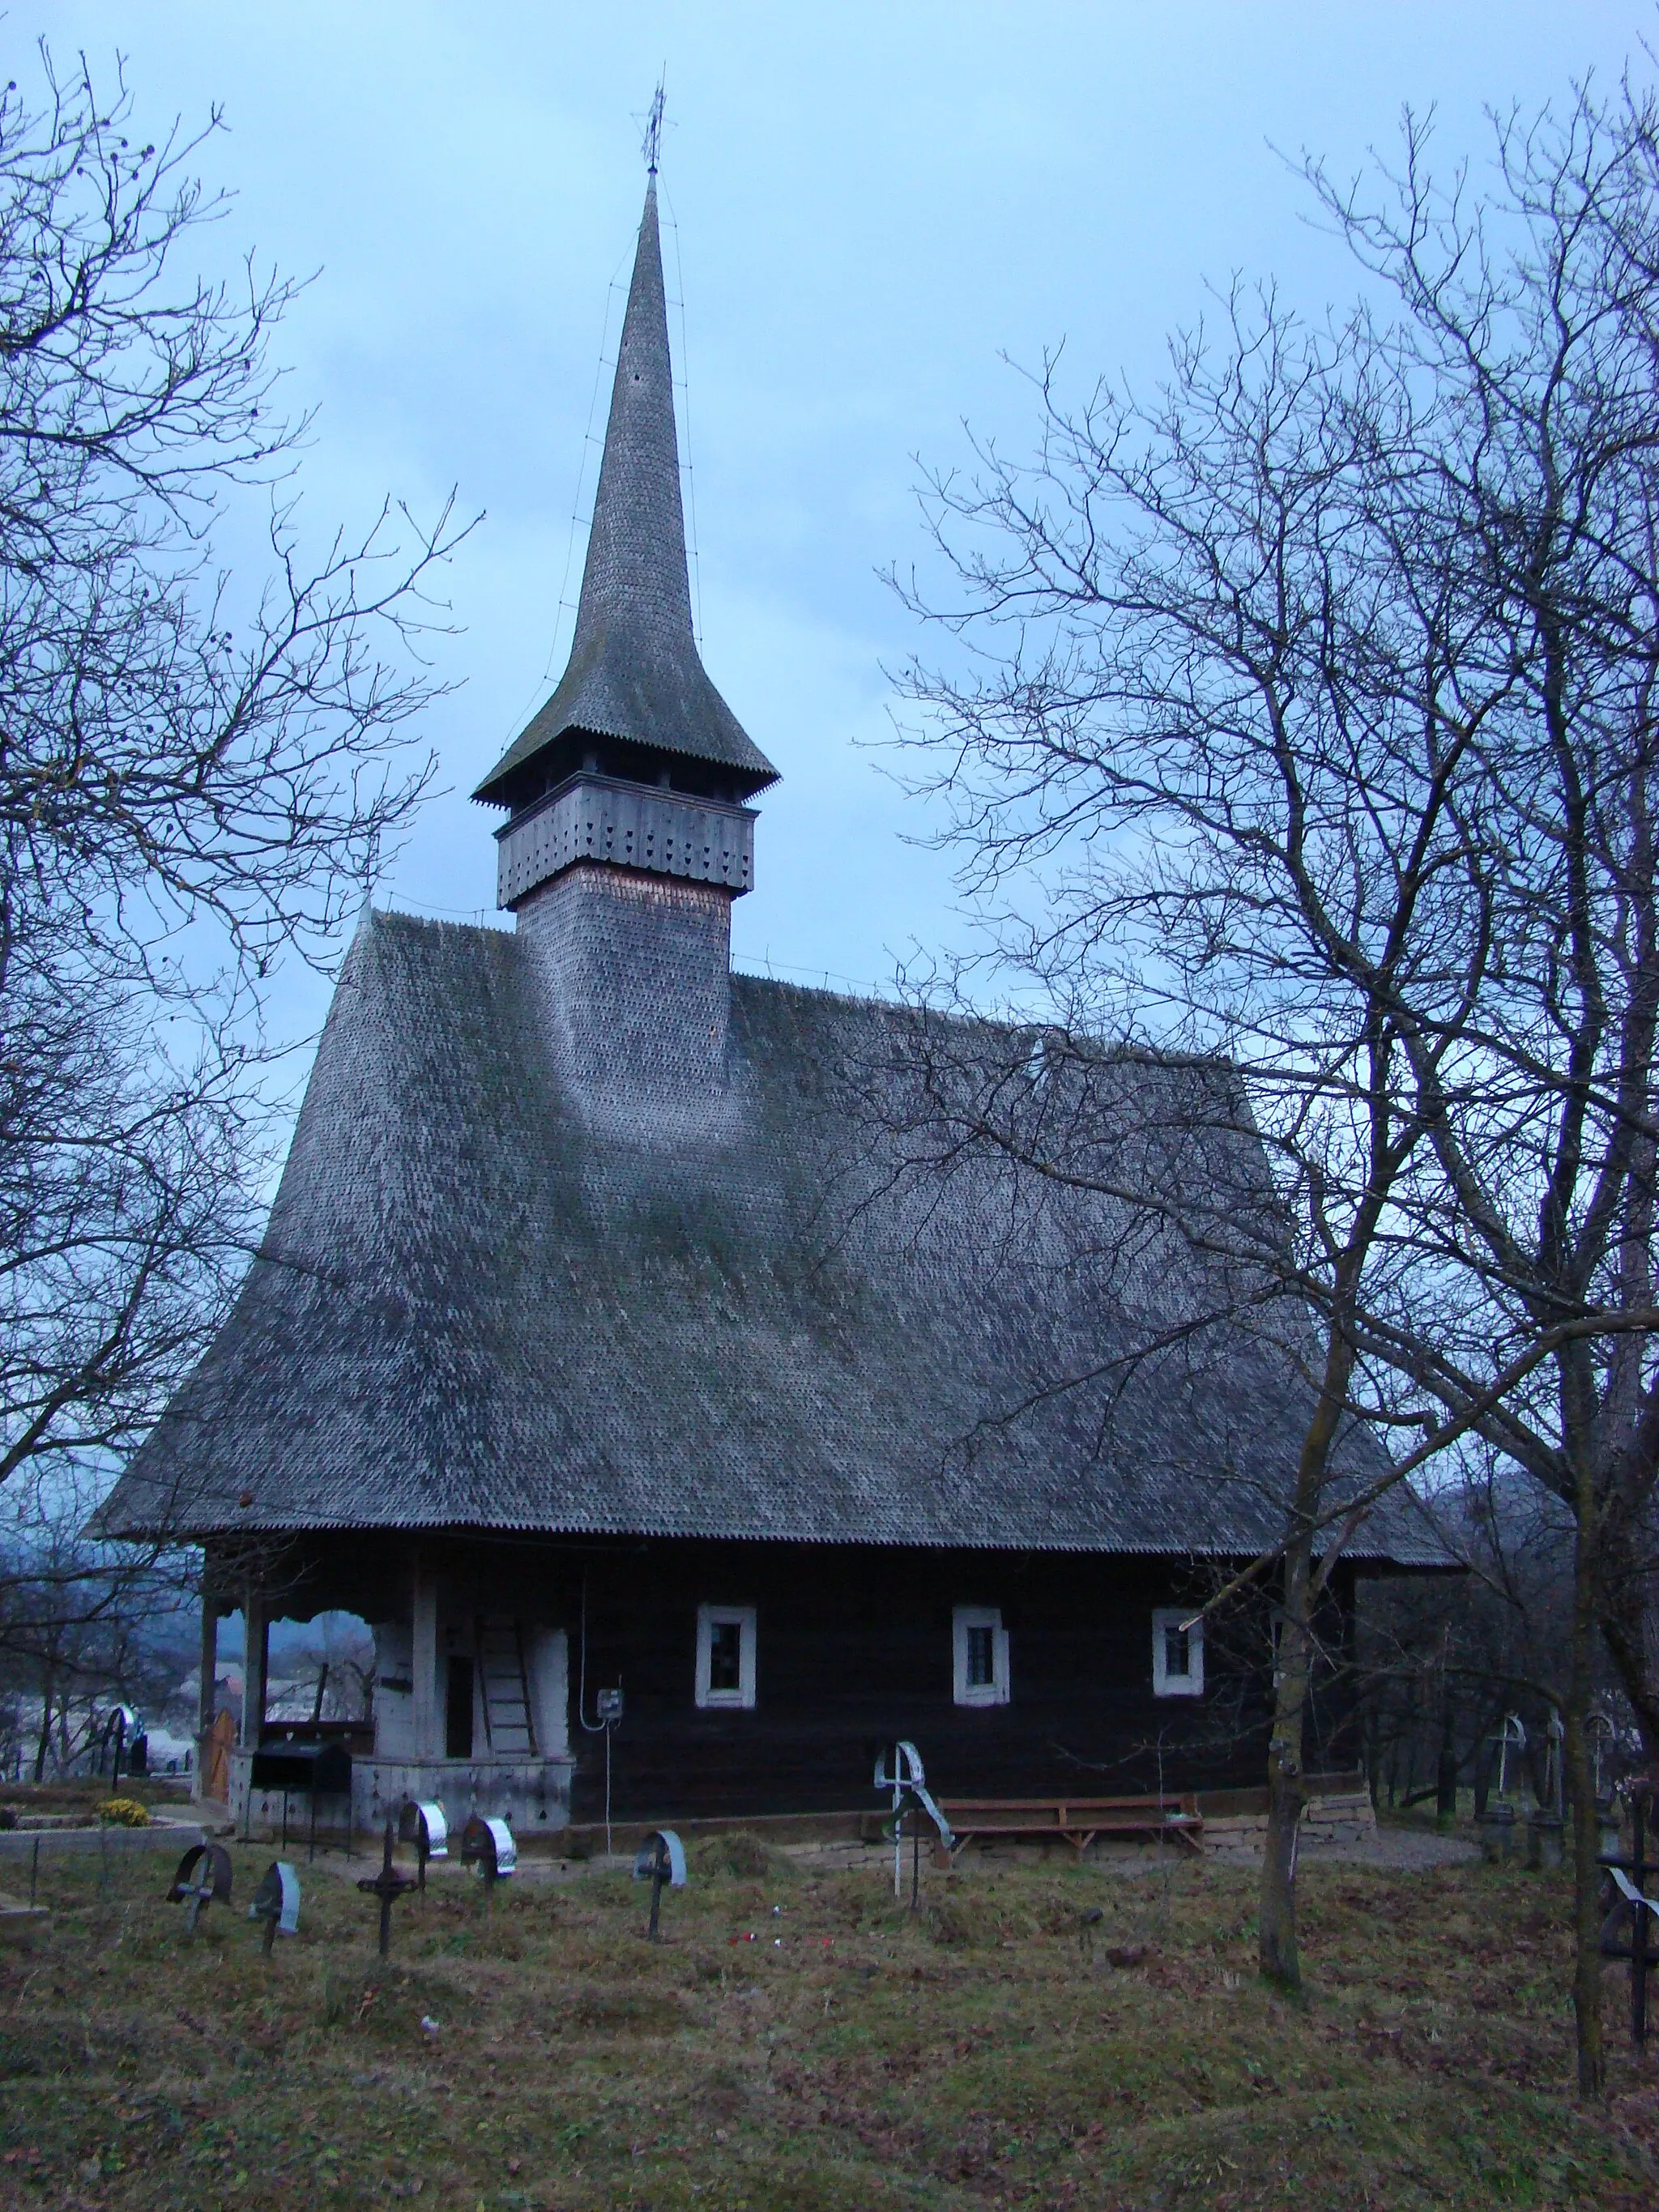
[244, 1533, 1361, 1826]
[547, 1539, 1347, 1825]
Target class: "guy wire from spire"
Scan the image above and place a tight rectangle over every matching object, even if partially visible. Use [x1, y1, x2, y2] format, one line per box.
[661, 185, 705, 652]
[538, 256, 627, 694]
[534, 82, 672, 697]
[475, 78, 775, 812]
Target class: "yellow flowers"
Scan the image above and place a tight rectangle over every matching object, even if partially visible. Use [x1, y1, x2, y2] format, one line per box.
[96, 1796, 149, 1827]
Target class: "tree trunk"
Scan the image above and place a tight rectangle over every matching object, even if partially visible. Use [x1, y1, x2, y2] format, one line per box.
[1569, 1453, 1606, 2098]
[1259, 1323, 1355, 1992]
[1598, 1508, 1659, 1759]
[1260, 1529, 1314, 1987]
[1566, 1697, 1605, 2097]
[1436, 1742, 1459, 1824]
[31, 1671, 54, 1784]
[1473, 1739, 1491, 1818]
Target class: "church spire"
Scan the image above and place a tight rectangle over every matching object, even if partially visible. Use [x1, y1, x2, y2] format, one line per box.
[474, 146, 777, 813]
[569, 175, 695, 679]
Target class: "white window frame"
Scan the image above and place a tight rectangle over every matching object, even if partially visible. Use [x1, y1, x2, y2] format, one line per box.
[1152, 1607, 1205, 1698]
[953, 1605, 1011, 1707]
[695, 1604, 757, 1710]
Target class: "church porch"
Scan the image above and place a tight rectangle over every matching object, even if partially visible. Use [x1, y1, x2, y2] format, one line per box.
[205, 1532, 578, 1840]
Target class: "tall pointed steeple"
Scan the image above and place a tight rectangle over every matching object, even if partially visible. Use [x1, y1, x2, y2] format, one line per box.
[474, 174, 777, 815]
[571, 177, 696, 676]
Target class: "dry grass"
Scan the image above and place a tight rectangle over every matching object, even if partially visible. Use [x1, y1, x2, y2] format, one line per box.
[2, 1828, 1657, 2210]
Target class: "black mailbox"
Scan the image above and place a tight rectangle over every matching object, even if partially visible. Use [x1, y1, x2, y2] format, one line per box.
[246, 1738, 352, 1857]
[249, 1741, 352, 1794]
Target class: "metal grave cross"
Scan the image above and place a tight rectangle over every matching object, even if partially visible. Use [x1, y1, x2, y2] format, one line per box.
[166, 1843, 232, 1937]
[249, 1861, 301, 1954]
[1601, 1784, 1659, 2045]
[356, 1818, 417, 1958]
[873, 1741, 955, 1907]
[632, 1828, 686, 1940]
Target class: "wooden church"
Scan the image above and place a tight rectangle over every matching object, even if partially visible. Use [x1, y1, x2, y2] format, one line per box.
[100, 162, 1441, 1843]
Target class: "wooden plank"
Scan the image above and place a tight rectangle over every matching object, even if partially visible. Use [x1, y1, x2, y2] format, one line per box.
[942, 1786, 1206, 1860]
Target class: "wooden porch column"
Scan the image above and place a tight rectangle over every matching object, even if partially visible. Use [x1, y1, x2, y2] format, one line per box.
[241, 1583, 269, 1750]
[195, 1575, 218, 1793]
[412, 1549, 439, 1760]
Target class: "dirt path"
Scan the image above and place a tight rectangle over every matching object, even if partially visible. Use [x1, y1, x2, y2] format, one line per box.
[1306, 1824, 1480, 1869]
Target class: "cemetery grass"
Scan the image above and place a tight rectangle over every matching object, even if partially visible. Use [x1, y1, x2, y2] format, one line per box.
[2, 1835, 1658, 2210]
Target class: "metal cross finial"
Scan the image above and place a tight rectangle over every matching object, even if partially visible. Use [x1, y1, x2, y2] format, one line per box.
[641, 79, 666, 177]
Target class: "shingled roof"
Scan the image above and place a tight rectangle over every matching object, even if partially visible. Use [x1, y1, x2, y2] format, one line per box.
[473, 180, 777, 808]
[98, 909, 1444, 1566]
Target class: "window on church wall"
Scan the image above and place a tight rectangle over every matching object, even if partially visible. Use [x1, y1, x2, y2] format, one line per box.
[695, 1605, 756, 1709]
[1152, 1608, 1205, 1697]
[953, 1605, 1010, 1707]
[709, 1620, 742, 1691]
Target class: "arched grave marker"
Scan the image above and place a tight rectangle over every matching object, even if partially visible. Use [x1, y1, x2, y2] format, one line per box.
[399, 1800, 448, 1891]
[632, 1828, 685, 1940]
[461, 1815, 515, 1898]
[249, 1861, 301, 1954]
[167, 1843, 232, 1936]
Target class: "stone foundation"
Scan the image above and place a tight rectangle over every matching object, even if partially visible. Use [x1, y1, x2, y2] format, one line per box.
[1201, 1786, 1376, 1860]
[228, 1750, 575, 1841]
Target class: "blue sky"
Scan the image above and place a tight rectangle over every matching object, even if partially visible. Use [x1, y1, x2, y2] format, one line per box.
[41, 3, 1659, 1019]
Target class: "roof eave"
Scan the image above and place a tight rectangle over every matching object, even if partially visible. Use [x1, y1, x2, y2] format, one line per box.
[104, 1511, 1454, 1572]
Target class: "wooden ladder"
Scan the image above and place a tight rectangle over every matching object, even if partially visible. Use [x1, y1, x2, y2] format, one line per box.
[474, 1617, 537, 1758]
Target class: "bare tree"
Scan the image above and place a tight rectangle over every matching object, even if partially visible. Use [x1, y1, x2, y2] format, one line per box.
[0, 945, 254, 1493]
[0, 48, 471, 1525]
[885, 275, 1508, 2001]
[888, 74, 1659, 2092]
[0, 1506, 188, 1782]
[0, 49, 463, 980]
[1358, 1464, 1587, 1819]
[283, 1615, 376, 1724]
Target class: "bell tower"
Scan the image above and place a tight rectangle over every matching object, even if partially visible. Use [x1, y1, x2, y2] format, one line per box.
[472, 124, 778, 1107]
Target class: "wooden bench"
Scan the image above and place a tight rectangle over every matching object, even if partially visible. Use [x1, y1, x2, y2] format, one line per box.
[936, 1794, 1205, 1864]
